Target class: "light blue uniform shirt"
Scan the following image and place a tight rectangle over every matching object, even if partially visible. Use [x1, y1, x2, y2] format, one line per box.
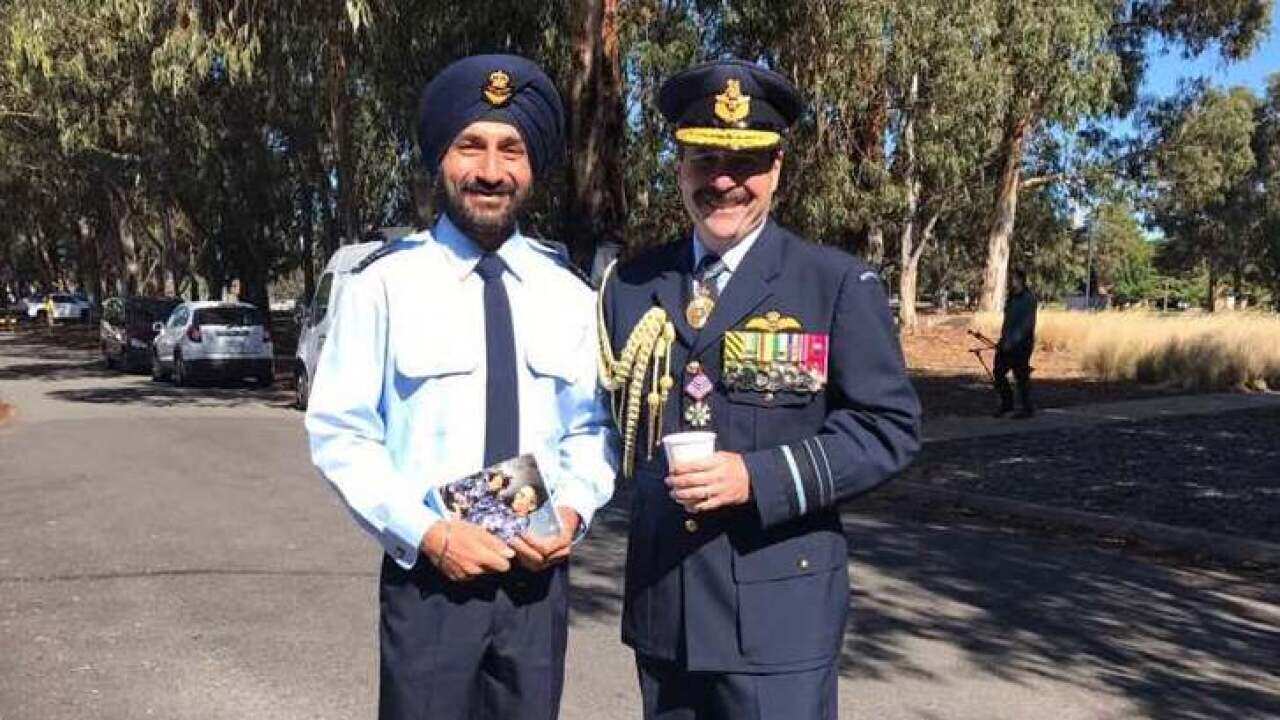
[305, 215, 618, 569]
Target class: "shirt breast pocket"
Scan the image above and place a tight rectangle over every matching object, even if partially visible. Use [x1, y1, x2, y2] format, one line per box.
[393, 334, 478, 400]
[525, 323, 585, 388]
[521, 323, 588, 441]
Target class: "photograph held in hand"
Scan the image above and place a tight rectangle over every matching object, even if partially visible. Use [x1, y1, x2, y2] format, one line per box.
[428, 453, 562, 541]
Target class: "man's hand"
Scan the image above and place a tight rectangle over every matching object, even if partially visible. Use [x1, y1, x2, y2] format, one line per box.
[666, 452, 751, 513]
[421, 520, 515, 582]
[509, 506, 581, 572]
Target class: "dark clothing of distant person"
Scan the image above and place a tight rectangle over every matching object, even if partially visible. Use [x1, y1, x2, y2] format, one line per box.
[995, 287, 1038, 416]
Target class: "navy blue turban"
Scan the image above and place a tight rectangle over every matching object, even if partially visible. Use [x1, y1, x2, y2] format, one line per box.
[417, 54, 565, 177]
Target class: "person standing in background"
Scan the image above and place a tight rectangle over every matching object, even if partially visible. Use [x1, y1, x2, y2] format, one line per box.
[994, 268, 1038, 418]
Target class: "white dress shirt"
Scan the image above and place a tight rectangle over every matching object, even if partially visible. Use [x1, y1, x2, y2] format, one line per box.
[305, 215, 618, 568]
[691, 218, 767, 295]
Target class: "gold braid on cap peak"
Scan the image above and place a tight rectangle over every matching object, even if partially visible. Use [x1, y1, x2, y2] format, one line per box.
[675, 127, 782, 151]
[597, 260, 675, 478]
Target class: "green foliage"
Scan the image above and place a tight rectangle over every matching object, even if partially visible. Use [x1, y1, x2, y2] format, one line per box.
[1089, 200, 1158, 301]
[0, 0, 1275, 312]
[1010, 188, 1084, 301]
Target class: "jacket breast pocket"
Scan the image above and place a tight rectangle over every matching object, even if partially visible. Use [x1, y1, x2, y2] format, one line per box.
[732, 531, 849, 665]
[725, 388, 817, 408]
[725, 388, 823, 452]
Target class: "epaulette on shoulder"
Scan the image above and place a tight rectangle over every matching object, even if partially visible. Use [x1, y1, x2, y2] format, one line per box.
[352, 240, 411, 274]
[527, 237, 594, 289]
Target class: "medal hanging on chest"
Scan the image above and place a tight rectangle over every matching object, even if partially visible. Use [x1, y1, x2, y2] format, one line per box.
[685, 289, 714, 330]
[682, 362, 715, 429]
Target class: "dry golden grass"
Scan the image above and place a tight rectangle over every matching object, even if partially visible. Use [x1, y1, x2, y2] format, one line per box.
[973, 309, 1280, 391]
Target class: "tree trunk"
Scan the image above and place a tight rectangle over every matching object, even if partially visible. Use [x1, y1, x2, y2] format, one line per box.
[1207, 257, 1218, 313]
[108, 185, 141, 295]
[978, 113, 1030, 313]
[161, 202, 180, 296]
[899, 214, 942, 331]
[566, 0, 627, 268]
[897, 74, 921, 330]
[76, 216, 101, 302]
[864, 224, 885, 267]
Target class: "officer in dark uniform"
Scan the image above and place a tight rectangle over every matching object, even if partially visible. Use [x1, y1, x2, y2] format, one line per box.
[598, 60, 921, 720]
[994, 268, 1038, 418]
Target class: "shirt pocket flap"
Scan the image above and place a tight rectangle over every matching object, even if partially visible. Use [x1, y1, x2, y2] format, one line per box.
[395, 334, 478, 378]
[525, 323, 586, 382]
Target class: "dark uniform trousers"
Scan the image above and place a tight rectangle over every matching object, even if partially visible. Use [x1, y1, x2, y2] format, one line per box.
[378, 554, 568, 720]
[604, 220, 921, 720]
[993, 346, 1033, 412]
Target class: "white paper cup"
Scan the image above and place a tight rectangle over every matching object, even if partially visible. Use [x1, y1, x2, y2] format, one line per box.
[662, 431, 717, 469]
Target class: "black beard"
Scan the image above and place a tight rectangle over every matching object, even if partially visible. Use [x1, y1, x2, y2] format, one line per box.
[439, 178, 527, 251]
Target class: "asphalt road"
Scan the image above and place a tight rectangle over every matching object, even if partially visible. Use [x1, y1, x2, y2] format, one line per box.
[2, 333, 1278, 719]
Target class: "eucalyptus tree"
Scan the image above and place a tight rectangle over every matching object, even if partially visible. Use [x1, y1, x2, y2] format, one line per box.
[974, 0, 1272, 312]
[882, 0, 1001, 329]
[1259, 74, 1280, 306]
[1147, 86, 1258, 309]
[2, 0, 178, 296]
[713, 0, 897, 260]
[614, 0, 704, 251]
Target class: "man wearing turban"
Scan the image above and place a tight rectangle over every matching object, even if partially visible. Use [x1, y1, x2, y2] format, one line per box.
[306, 54, 618, 720]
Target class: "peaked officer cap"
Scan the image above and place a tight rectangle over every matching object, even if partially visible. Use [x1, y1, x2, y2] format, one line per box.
[658, 59, 804, 152]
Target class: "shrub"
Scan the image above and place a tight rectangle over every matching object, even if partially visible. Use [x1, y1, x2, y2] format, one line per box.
[972, 309, 1280, 391]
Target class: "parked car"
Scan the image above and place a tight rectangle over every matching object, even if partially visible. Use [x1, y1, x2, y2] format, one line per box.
[23, 293, 93, 323]
[293, 240, 382, 409]
[100, 296, 182, 371]
[151, 301, 274, 387]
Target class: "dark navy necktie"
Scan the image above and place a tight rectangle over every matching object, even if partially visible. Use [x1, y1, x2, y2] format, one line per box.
[693, 252, 726, 300]
[475, 253, 519, 466]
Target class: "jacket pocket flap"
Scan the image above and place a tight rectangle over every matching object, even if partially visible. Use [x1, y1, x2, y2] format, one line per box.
[731, 532, 845, 583]
[726, 388, 815, 408]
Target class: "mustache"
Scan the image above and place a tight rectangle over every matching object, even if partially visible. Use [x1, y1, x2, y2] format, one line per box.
[695, 188, 751, 206]
[461, 180, 516, 196]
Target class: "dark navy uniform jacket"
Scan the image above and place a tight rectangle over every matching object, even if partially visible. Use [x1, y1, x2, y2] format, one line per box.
[602, 219, 921, 673]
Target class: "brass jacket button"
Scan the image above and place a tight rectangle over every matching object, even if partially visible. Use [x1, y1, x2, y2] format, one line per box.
[684, 518, 699, 533]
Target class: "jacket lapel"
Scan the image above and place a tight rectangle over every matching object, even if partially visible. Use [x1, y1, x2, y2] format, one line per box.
[650, 237, 697, 349]
[689, 220, 787, 360]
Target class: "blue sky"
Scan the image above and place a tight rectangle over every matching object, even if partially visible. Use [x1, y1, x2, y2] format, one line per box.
[1142, 11, 1279, 99]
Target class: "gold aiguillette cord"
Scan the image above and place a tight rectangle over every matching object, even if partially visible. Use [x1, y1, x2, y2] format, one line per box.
[596, 261, 676, 477]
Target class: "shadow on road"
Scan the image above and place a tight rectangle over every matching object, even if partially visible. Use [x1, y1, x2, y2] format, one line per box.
[910, 371, 1192, 420]
[46, 383, 295, 410]
[0, 359, 117, 381]
[842, 512, 1278, 719]
[569, 496, 1279, 720]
